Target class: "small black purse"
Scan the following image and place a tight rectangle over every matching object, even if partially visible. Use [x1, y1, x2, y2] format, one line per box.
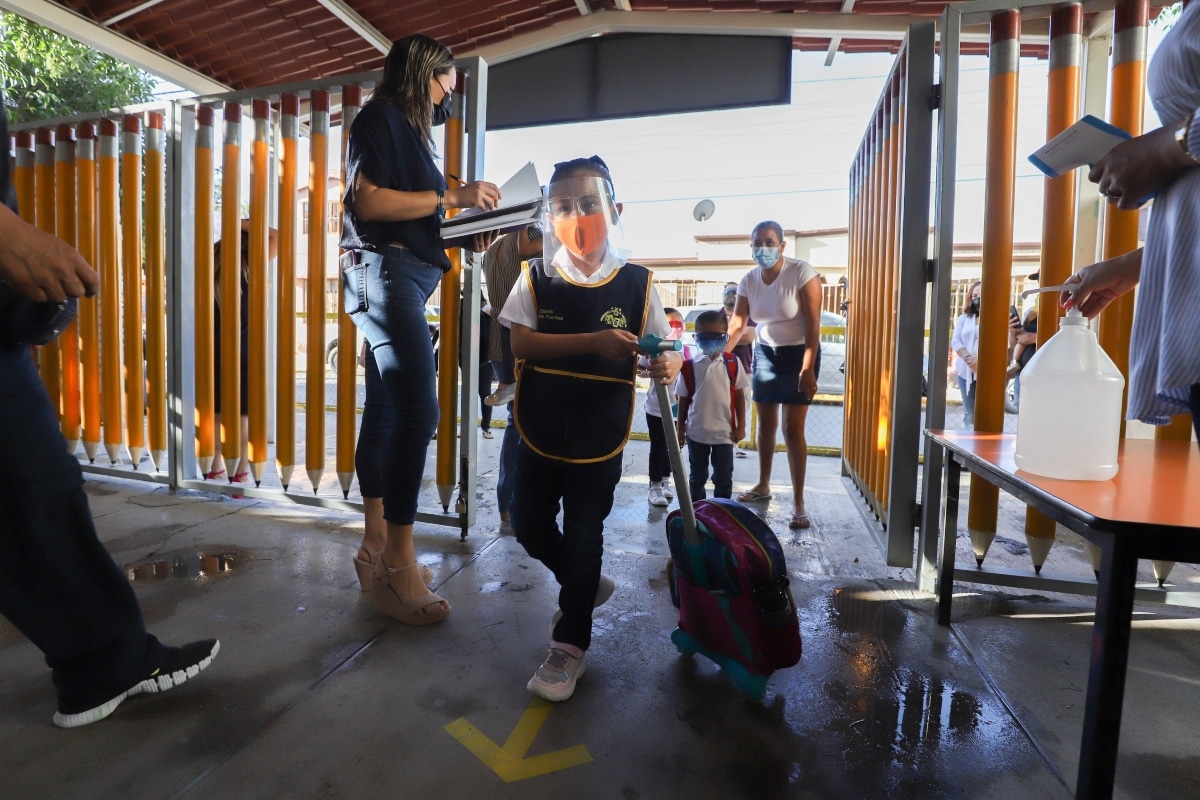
[0, 281, 77, 345]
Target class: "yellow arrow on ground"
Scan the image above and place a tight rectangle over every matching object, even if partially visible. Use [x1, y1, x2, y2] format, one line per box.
[444, 697, 593, 783]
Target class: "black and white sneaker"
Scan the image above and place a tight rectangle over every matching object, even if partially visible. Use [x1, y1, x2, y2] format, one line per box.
[53, 639, 220, 728]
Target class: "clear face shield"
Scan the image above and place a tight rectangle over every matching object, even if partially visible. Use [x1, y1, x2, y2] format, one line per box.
[541, 175, 630, 276]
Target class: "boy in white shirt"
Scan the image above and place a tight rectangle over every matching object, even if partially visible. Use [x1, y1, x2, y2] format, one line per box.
[675, 310, 750, 501]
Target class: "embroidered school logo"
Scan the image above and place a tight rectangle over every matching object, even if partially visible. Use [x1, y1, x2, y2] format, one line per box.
[600, 307, 627, 328]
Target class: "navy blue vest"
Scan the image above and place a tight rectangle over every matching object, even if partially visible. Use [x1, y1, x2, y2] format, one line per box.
[514, 260, 651, 463]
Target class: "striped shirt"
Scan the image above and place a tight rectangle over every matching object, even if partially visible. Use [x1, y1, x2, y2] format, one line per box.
[1128, 1, 1200, 424]
[481, 232, 523, 363]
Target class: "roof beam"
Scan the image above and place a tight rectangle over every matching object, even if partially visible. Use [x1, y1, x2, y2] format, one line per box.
[463, 9, 1049, 65]
[614, 0, 633, 10]
[824, 37, 841, 66]
[101, 0, 166, 27]
[0, 0, 228, 94]
[574, 0, 592, 15]
[312, 0, 391, 54]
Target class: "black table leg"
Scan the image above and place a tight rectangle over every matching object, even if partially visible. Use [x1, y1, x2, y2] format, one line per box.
[1075, 535, 1138, 800]
[936, 451, 960, 626]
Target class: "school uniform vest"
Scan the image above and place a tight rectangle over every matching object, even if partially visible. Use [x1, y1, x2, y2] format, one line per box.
[514, 260, 652, 463]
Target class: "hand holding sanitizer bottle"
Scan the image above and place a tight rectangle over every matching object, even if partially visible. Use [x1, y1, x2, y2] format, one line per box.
[1014, 308, 1125, 480]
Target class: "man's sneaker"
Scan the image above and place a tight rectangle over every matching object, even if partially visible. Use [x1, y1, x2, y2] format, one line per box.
[648, 483, 669, 507]
[550, 573, 615, 635]
[484, 384, 516, 407]
[53, 639, 220, 728]
[662, 480, 675, 500]
[527, 645, 586, 702]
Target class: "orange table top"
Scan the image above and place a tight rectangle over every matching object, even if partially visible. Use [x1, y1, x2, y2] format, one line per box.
[927, 431, 1200, 531]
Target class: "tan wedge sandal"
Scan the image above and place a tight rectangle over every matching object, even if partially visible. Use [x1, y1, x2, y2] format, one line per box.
[354, 550, 432, 592]
[371, 557, 450, 626]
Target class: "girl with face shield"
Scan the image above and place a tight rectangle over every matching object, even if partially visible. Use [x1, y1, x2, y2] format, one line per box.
[497, 156, 682, 701]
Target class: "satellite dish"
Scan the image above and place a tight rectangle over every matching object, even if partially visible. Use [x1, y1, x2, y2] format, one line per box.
[693, 199, 715, 222]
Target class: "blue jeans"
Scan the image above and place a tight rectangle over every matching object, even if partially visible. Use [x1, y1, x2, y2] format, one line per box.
[493, 359, 519, 516]
[0, 345, 168, 707]
[346, 248, 443, 525]
[686, 438, 734, 500]
[956, 375, 976, 430]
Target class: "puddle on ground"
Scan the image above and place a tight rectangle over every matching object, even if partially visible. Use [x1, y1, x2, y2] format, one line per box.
[124, 550, 247, 582]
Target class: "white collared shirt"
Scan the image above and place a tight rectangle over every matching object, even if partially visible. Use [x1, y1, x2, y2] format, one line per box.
[499, 246, 668, 335]
[674, 351, 751, 446]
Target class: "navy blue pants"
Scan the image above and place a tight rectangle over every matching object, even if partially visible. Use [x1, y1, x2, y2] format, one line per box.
[348, 248, 443, 525]
[1190, 384, 1200, 446]
[0, 345, 167, 708]
[686, 438, 734, 500]
[512, 443, 622, 651]
[492, 361, 519, 516]
[646, 412, 671, 483]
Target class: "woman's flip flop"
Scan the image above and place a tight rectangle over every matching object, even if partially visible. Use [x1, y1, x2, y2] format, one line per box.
[737, 490, 772, 502]
[789, 513, 811, 530]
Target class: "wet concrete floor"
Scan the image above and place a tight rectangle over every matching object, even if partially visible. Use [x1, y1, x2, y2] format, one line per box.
[0, 436, 1198, 799]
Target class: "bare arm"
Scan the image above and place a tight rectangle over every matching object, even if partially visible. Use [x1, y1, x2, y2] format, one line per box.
[725, 295, 751, 352]
[798, 278, 822, 397]
[676, 395, 691, 441]
[350, 172, 501, 223]
[733, 388, 746, 443]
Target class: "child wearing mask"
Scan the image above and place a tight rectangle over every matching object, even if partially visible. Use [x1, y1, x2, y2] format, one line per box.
[641, 308, 688, 507]
[500, 155, 682, 701]
[675, 310, 749, 501]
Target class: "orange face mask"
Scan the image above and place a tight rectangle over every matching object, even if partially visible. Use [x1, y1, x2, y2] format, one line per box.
[553, 214, 609, 258]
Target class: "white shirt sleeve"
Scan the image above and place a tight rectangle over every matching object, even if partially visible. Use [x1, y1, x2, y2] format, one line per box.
[645, 286, 669, 337]
[499, 268, 537, 330]
[734, 360, 751, 390]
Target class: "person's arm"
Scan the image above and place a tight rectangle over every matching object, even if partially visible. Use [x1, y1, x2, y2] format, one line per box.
[676, 395, 691, 442]
[951, 314, 979, 372]
[1088, 115, 1200, 211]
[725, 295, 751, 352]
[798, 278, 822, 398]
[736, 321, 756, 347]
[352, 172, 500, 223]
[509, 322, 641, 361]
[733, 388, 746, 444]
[0, 203, 99, 302]
[1062, 248, 1144, 318]
[238, 217, 280, 260]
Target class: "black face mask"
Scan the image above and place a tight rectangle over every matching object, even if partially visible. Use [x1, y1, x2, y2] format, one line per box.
[432, 85, 452, 127]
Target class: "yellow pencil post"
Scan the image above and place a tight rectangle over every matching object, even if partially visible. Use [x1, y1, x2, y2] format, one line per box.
[121, 114, 146, 469]
[35, 128, 61, 421]
[98, 119, 123, 465]
[145, 112, 167, 471]
[1026, 4, 1084, 570]
[968, 11, 1020, 566]
[336, 86, 362, 498]
[436, 82, 465, 511]
[1097, 0, 1148, 437]
[194, 106, 216, 475]
[276, 94, 299, 490]
[220, 102, 243, 476]
[55, 124, 81, 456]
[306, 90, 330, 494]
[14, 132, 33, 224]
[248, 99, 270, 486]
[77, 123, 101, 462]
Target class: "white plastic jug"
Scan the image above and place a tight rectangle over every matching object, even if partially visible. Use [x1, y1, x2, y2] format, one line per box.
[1014, 308, 1125, 480]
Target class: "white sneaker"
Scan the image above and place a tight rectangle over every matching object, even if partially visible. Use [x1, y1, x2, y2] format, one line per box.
[484, 384, 516, 407]
[648, 483, 669, 507]
[662, 480, 675, 500]
[527, 646, 586, 702]
[735, 448, 748, 459]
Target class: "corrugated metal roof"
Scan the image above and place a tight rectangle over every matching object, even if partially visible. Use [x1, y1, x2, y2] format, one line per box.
[43, 1, 1138, 91]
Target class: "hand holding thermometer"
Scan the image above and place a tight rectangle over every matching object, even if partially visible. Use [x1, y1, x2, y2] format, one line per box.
[637, 335, 699, 545]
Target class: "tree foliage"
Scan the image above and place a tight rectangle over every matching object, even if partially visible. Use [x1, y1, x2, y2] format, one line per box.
[0, 13, 156, 124]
